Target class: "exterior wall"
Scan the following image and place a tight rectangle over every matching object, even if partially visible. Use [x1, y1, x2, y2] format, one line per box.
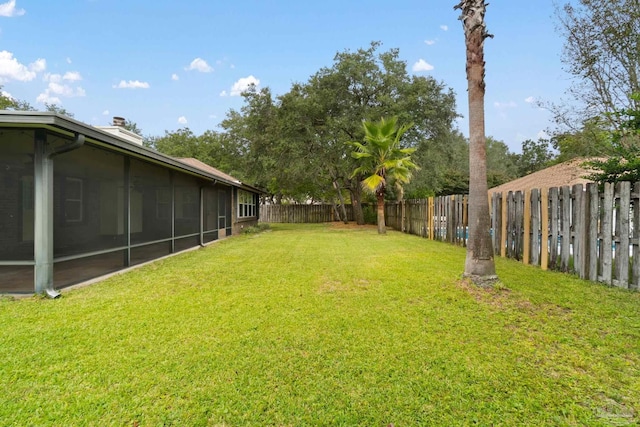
[232, 187, 260, 234]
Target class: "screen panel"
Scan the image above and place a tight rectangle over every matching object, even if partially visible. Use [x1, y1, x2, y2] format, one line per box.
[130, 159, 172, 245]
[54, 250, 126, 289]
[130, 241, 172, 266]
[54, 142, 126, 257]
[0, 129, 34, 261]
[0, 265, 33, 293]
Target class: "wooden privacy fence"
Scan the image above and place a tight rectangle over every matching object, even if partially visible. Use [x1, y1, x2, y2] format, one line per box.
[386, 182, 640, 291]
[260, 204, 355, 223]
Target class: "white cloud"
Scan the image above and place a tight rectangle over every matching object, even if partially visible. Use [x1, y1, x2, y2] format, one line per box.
[229, 75, 259, 96]
[0, 51, 45, 82]
[37, 73, 86, 105]
[440, 25, 448, 31]
[0, 0, 25, 17]
[36, 92, 61, 105]
[219, 90, 228, 97]
[63, 71, 82, 81]
[412, 59, 434, 72]
[1, 89, 12, 99]
[102, 110, 109, 116]
[66, 57, 72, 64]
[113, 80, 150, 89]
[185, 57, 213, 73]
[424, 40, 436, 45]
[29, 58, 46, 73]
[524, 96, 536, 104]
[177, 116, 188, 125]
[494, 101, 518, 109]
[171, 73, 179, 81]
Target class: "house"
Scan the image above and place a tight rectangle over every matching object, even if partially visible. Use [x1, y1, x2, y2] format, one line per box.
[489, 158, 596, 194]
[0, 112, 261, 296]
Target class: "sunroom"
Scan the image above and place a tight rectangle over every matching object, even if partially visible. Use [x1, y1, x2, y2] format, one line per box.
[0, 112, 260, 296]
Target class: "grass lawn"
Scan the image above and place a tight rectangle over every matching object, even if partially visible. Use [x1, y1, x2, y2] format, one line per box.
[1, 223, 639, 426]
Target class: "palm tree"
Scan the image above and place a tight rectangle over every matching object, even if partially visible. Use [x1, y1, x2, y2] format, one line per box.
[350, 117, 419, 234]
[455, 0, 497, 283]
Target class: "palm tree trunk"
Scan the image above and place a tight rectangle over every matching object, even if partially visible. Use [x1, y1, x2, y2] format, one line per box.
[376, 192, 386, 234]
[457, 0, 497, 283]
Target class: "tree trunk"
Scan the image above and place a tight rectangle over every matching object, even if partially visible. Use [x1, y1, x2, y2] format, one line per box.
[376, 192, 386, 234]
[349, 181, 365, 225]
[333, 180, 349, 224]
[458, 0, 497, 284]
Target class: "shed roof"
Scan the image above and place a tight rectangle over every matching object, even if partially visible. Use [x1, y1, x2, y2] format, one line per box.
[489, 158, 597, 194]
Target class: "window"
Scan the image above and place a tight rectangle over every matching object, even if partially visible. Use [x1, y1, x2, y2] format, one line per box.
[237, 190, 256, 218]
[64, 177, 83, 223]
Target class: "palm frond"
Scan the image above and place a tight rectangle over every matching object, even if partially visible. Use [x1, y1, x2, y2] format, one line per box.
[361, 174, 385, 193]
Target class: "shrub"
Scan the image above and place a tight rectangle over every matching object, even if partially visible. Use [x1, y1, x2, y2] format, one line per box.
[242, 223, 271, 234]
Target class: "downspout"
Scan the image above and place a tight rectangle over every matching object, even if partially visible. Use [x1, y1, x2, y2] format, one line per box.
[34, 131, 85, 298]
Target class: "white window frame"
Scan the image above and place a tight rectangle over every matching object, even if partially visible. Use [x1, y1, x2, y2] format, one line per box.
[237, 190, 256, 218]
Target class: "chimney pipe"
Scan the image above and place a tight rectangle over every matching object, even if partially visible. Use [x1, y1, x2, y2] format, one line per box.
[112, 116, 126, 127]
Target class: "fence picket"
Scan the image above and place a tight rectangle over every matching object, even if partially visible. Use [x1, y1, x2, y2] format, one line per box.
[600, 183, 614, 284]
[586, 183, 599, 282]
[632, 184, 640, 290]
[531, 189, 540, 266]
[523, 190, 531, 264]
[615, 182, 631, 288]
[540, 188, 549, 271]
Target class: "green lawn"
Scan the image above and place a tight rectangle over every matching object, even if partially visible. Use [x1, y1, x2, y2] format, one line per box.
[1, 223, 639, 426]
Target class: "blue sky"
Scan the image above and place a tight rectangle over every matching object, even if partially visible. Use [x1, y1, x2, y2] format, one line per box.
[0, 0, 569, 153]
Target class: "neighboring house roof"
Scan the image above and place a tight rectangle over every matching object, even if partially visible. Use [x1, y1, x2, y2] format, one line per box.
[489, 158, 597, 194]
[176, 157, 262, 193]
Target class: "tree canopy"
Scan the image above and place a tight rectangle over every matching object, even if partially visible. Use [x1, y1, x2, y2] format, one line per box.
[554, 0, 640, 130]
